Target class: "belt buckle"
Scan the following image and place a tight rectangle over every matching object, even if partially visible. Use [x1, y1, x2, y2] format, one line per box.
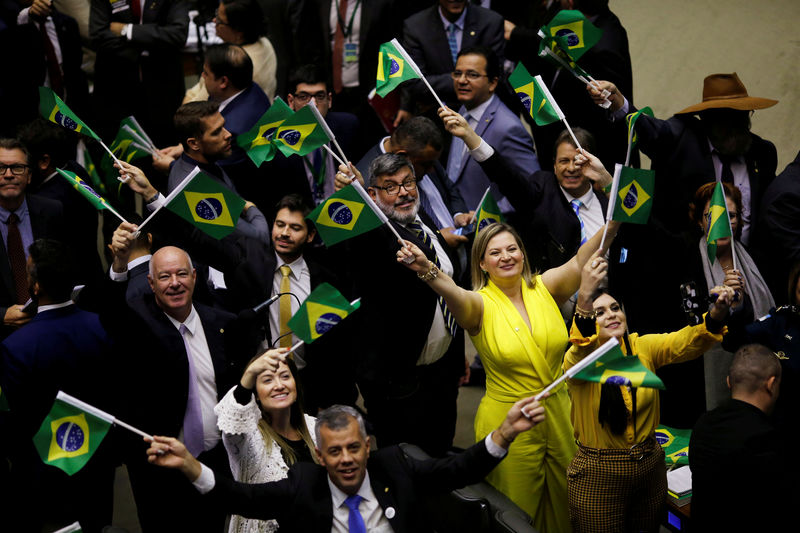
[629, 442, 645, 461]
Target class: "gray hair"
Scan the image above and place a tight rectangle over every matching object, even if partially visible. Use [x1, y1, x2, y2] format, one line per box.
[367, 153, 415, 187]
[148, 246, 194, 278]
[314, 405, 367, 444]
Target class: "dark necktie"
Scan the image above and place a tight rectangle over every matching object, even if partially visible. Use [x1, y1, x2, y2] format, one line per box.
[38, 23, 64, 97]
[131, 0, 142, 23]
[714, 151, 735, 184]
[6, 213, 29, 305]
[408, 221, 458, 337]
[344, 494, 366, 533]
[179, 324, 205, 456]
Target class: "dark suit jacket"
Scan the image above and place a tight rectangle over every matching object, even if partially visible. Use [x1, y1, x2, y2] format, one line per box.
[401, 4, 504, 111]
[218, 82, 272, 169]
[208, 437, 502, 532]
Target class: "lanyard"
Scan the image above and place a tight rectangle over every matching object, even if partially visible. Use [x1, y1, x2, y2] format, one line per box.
[334, 0, 361, 39]
[304, 152, 328, 198]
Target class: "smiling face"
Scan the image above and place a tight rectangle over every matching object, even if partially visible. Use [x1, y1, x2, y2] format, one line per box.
[271, 207, 314, 262]
[148, 247, 196, 322]
[453, 53, 497, 109]
[368, 166, 419, 225]
[255, 361, 297, 415]
[593, 293, 628, 342]
[554, 142, 590, 197]
[0, 148, 31, 210]
[480, 231, 524, 284]
[316, 417, 370, 495]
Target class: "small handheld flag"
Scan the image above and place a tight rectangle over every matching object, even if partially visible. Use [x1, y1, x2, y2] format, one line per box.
[655, 425, 691, 465]
[39, 87, 100, 141]
[539, 10, 603, 63]
[287, 283, 360, 344]
[33, 392, 114, 475]
[508, 64, 563, 127]
[56, 168, 127, 223]
[610, 165, 655, 224]
[473, 187, 504, 233]
[625, 107, 654, 166]
[572, 340, 665, 389]
[163, 170, 247, 239]
[706, 181, 733, 263]
[101, 123, 151, 185]
[376, 40, 421, 97]
[377, 39, 445, 108]
[120, 116, 158, 154]
[536, 337, 622, 400]
[78, 147, 106, 195]
[237, 97, 294, 166]
[274, 105, 332, 157]
[307, 184, 384, 246]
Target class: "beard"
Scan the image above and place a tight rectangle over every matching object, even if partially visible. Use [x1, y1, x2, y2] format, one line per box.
[374, 192, 419, 225]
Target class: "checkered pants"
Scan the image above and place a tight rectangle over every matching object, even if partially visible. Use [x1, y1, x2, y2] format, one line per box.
[567, 439, 666, 533]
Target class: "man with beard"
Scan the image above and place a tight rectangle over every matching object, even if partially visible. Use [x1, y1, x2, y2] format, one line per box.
[334, 153, 465, 456]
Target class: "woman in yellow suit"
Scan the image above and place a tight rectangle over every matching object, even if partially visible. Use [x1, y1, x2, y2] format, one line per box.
[397, 219, 617, 533]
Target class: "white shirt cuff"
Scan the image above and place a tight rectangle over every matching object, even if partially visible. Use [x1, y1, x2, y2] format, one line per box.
[124, 23, 133, 40]
[469, 139, 495, 163]
[146, 192, 166, 212]
[485, 432, 508, 459]
[192, 463, 216, 494]
[17, 7, 30, 24]
[109, 267, 128, 282]
[609, 97, 630, 122]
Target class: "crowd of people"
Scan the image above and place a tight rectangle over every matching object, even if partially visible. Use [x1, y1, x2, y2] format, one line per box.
[0, 0, 797, 532]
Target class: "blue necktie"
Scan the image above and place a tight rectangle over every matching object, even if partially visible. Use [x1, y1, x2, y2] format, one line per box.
[570, 199, 587, 246]
[447, 23, 459, 65]
[344, 494, 366, 533]
[408, 221, 458, 337]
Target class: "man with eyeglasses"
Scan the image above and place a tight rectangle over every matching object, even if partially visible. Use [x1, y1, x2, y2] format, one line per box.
[446, 46, 539, 217]
[0, 138, 64, 337]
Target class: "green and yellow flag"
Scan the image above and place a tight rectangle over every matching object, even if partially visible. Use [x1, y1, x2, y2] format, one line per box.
[38, 87, 100, 140]
[539, 10, 603, 62]
[80, 147, 106, 195]
[56, 169, 124, 220]
[475, 188, 504, 233]
[307, 185, 384, 246]
[626, 106, 653, 151]
[165, 170, 246, 239]
[237, 97, 294, 166]
[274, 105, 331, 157]
[573, 342, 665, 389]
[655, 425, 691, 465]
[612, 166, 655, 224]
[120, 116, 155, 150]
[508, 64, 563, 126]
[376, 40, 420, 97]
[33, 392, 113, 475]
[101, 122, 151, 184]
[287, 283, 360, 343]
[706, 181, 732, 262]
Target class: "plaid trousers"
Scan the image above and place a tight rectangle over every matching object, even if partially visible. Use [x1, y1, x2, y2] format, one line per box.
[567, 438, 666, 533]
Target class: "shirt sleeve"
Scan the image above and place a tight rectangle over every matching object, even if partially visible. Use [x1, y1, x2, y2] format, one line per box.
[192, 463, 216, 494]
[145, 192, 166, 212]
[484, 433, 508, 459]
[609, 96, 630, 122]
[469, 139, 495, 162]
[109, 266, 128, 282]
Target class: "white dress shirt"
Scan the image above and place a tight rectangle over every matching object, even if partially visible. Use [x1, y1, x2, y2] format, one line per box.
[708, 139, 751, 244]
[438, 6, 467, 53]
[329, 472, 393, 533]
[329, 0, 362, 88]
[270, 253, 311, 365]
[560, 185, 605, 241]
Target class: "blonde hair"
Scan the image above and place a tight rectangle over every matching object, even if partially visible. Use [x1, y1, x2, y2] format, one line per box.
[470, 223, 536, 290]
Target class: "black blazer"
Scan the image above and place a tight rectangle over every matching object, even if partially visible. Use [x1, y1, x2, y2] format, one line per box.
[207, 437, 502, 533]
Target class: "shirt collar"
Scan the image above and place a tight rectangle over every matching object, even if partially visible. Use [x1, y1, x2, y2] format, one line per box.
[128, 254, 152, 270]
[378, 136, 391, 154]
[464, 94, 495, 121]
[165, 305, 199, 334]
[560, 184, 596, 207]
[328, 471, 374, 510]
[274, 252, 308, 279]
[439, 6, 467, 31]
[37, 301, 74, 313]
[218, 88, 245, 112]
[0, 197, 29, 224]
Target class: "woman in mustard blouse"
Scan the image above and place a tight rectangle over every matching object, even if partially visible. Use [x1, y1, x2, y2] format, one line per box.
[397, 221, 617, 533]
[564, 256, 735, 532]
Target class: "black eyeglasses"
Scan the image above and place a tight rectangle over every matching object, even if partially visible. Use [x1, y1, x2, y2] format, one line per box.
[371, 178, 418, 196]
[451, 70, 489, 81]
[0, 164, 29, 175]
[292, 91, 328, 103]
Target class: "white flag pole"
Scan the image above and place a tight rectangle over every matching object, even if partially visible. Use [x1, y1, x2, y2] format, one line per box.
[127, 116, 160, 154]
[307, 99, 349, 166]
[599, 163, 623, 252]
[534, 338, 619, 401]
[390, 38, 446, 109]
[470, 187, 491, 224]
[56, 391, 153, 439]
[137, 166, 201, 232]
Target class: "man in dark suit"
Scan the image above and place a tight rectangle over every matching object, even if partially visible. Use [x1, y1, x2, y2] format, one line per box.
[147, 399, 545, 532]
[0, 138, 64, 338]
[690, 343, 790, 531]
[89, 0, 189, 145]
[398, 0, 504, 120]
[1, 238, 114, 533]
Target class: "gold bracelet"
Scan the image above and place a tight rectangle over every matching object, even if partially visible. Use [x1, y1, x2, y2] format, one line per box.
[417, 260, 439, 282]
[574, 305, 596, 320]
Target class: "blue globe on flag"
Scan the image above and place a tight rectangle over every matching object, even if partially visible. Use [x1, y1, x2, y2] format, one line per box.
[479, 217, 498, 231]
[195, 197, 224, 220]
[328, 202, 353, 225]
[556, 28, 580, 47]
[623, 183, 639, 209]
[605, 375, 632, 386]
[54, 111, 78, 131]
[389, 58, 400, 75]
[315, 313, 342, 335]
[280, 129, 301, 146]
[516, 92, 532, 113]
[262, 127, 277, 140]
[55, 421, 85, 452]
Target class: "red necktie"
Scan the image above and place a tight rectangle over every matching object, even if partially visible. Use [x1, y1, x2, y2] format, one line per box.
[6, 213, 29, 305]
[332, 0, 348, 94]
[38, 23, 64, 97]
[131, 0, 142, 23]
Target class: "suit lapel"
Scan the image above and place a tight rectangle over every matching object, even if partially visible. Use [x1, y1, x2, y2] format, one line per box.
[462, 6, 479, 50]
[370, 469, 401, 531]
[427, 7, 453, 68]
[195, 304, 228, 391]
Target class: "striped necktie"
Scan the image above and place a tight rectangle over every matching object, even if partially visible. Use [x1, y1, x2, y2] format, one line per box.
[570, 199, 587, 246]
[408, 221, 457, 337]
[447, 23, 459, 65]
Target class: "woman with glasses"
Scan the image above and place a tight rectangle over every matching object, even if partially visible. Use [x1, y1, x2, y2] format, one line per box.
[185, 0, 277, 103]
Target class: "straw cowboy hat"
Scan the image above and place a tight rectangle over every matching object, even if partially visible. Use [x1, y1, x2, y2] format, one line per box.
[676, 73, 778, 115]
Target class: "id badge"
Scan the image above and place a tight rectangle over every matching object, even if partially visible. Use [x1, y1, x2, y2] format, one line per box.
[344, 42, 358, 63]
[110, 0, 130, 14]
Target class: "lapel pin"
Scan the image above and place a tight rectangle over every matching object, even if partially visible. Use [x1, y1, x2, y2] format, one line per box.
[385, 507, 396, 519]
[219, 328, 224, 333]
[469, 30, 475, 36]
[384, 487, 389, 492]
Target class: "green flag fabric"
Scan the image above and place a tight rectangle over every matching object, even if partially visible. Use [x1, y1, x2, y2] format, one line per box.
[237, 97, 294, 166]
[38, 87, 100, 140]
[612, 166, 655, 224]
[287, 283, 360, 343]
[33, 394, 113, 475]
[120, 116, 154, 149]
[539, 10, 603, 62]
[573, 343, 665, 389]
[376, 40, 420, 97]
[56, 169, 118, 213]
[165, 171, 246, 239]
[655, 425, 691, 465]
[307, 185, 384, 246]
[475, 189, 504, 233]
[508, 64, 563, 126]
[101, 123, 150, 180]
[274, 105, 331, 157]
[706, 182, 732, 261]
[626, 106, 654, 150]
[80, 148, 106, 195]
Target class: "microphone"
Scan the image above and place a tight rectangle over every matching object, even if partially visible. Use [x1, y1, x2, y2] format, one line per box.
[238, 294, 281, 321]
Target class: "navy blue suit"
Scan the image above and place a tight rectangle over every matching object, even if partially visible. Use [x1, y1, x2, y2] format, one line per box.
[218, 82, 272, 167]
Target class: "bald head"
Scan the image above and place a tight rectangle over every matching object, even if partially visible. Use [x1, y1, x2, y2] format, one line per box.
[148, 247, 196, 322]
[728, 344, 781, 412]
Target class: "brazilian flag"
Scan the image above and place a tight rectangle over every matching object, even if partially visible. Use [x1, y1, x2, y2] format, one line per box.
[655, 425, 691, 465]
[80, 147, 106, 195]
[706, 182, 733, 262]
[376, 40, 420, 97]
[307, 185, 383, 246]
[288, 283, 360, 343]
[573, 343, 665, 389]
[101, 122, 150, 179]
[626, 107, 654, 151]
[539, 10, 603, 62]
[508, 64, 562, 126]
[33, 393, 113, 475]
[475, 188, 504, 234]
[274, 105, 331, 158]
[237, 97, 294, 166]
[165, 171, 246, 239]
[38, 86, 100, 140]
[56, 169, 125, 222]
[612, 166, 655, 224]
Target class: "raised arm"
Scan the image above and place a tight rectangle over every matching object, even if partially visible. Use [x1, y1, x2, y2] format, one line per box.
[396, 240, 484, 335]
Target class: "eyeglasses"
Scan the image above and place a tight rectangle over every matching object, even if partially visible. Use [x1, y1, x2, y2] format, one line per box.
[214, 8, 229, 25]
[292, 91, 328, 103]
[0, 164, 29, 175]
[371, 178, 418, 196]
[451, 70, 489, 81]
[704, 211, 739, 220]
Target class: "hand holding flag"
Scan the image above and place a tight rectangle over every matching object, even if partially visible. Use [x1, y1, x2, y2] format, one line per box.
[376, 39, 445, 109]
[705, 182, 734, 265]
